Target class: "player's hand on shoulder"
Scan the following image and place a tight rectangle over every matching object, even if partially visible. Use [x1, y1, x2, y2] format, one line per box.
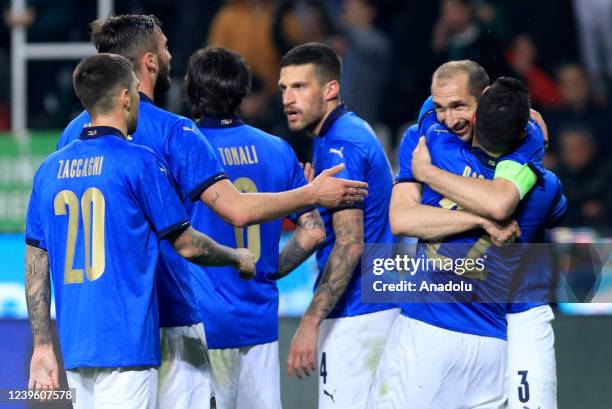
[235, 248, 256, 280]
[311, 163, 368, 208]
[482, 219, 521, 246]
[411, 136, 432, 181]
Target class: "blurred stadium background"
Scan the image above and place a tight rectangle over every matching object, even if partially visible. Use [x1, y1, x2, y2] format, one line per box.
[1, 0, 611, 408]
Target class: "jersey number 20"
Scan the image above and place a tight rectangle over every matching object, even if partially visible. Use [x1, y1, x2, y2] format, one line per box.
[54, 188, 106, 283]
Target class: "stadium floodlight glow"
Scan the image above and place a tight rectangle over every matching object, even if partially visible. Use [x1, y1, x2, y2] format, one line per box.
[10, 0, 114, 139]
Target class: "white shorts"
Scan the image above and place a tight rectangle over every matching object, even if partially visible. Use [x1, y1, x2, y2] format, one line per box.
[157, 323, 215, 409]
[209, 340, 281, 409]
[368, 315, 507, 409]
[507, 305, 557, 409]
[317, 308, 399, 409]
[67, 366, 157, 409]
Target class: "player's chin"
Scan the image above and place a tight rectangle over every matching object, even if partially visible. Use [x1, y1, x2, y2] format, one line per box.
[455, 126, 472, 142]
[287, 120, 305, 132]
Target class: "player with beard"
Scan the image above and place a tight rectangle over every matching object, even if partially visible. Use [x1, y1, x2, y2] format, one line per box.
[393, 61, 558, 408]
[278, 43, 398, 409]
[26, 53, 256, 409]
[56, 15, 368, 409]
[371, 77, 566, 408]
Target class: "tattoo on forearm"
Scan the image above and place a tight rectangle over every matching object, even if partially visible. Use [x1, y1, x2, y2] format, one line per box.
[208, 192, 221, 208]
[277, 238, 309, 278]
[305, 212, 363, 320]
[176, 227, 238, 267]
[25, 245, 52, 346]
[277, 211, 325, 279]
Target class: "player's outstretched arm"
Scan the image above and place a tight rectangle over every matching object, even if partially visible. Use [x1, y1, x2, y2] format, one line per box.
[390, 183, 521, 245]
[273, 210, 326, 280]
[25, 244, 59, 391]
[171, 226, 256, 279]
[200, 164, 368, 228]
[411, 137, 522, 221]
[287, 209, 363, 379]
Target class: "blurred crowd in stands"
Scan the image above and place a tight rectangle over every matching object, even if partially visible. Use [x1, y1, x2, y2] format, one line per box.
[1, 0, 611, 231]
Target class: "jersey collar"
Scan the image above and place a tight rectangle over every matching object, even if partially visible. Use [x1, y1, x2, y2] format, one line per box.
[79, 126, 127, 140]
[318, 103, 348, 137]
[139, 92, 155, 105]
[196, 116, 244, 129]
[468, 145, 498, 169]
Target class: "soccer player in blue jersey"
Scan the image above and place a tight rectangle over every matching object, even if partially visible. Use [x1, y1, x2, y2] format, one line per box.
[25, 53, 256, 409]
[55, 15, 367, 409]
[397, 61, 558, 408]
[371, 77, 566, 408]
[184, 46, 327, 409]
[278, 43, 399, 408]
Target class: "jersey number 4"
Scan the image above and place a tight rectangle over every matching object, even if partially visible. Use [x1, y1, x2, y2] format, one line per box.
[54, 188, 106, 283]
[232, 177, 261, 262]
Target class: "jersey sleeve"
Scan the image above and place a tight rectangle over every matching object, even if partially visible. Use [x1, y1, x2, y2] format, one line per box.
[417, 96, 435, 125]
[132, 153, 191, 240]
[321, 140, 367, 211]
[395, 124, 420, 183]
[25, 176, 46, 250]
[166, 119, 229, 202]
[283, 141, 314, 222]
[546, 178, 567, 228]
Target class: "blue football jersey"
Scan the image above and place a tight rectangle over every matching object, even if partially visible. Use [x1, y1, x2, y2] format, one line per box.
[190, 117, 310, 348]
[26, 126, 189, 369]
[57, 93, 227, 327]
[312, 104, 395, 318]
[411, 98, 553, 313]
[400, 127, 566, 339]
[395, 124, 420, 183]
[417, 97, 545, 167]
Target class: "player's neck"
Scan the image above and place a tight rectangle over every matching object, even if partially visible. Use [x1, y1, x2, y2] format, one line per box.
[313, 99, 341, 136]
[137, 74, 156, 103]
[472, 141, 502, 158]
[90, 114, 128, 138]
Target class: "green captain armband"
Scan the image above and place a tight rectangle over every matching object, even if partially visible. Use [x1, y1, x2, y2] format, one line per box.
[493, 160, 537, 200]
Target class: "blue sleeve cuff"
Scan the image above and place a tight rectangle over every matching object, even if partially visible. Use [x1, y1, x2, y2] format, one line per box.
[188, 173, 229, 202]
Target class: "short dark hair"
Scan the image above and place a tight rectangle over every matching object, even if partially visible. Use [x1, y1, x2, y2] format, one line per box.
[475, 77, 531, 155]
[184, 47, 252, 119]
[73, 53, 135, 114]
[280, 42, 342, 84]
[90, 15, 161, 66]
[432, 60, 490, 98]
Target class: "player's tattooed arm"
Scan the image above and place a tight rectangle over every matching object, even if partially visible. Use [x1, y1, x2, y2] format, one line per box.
[274, 210, 326, 280]
[25, 245, 60, 391]
[199, 165, 367, 228]
[306, 209, 364, 323]
[25, 244, 53, 347]
[171, 226, 256, 279]
[287, 209, 363, 379]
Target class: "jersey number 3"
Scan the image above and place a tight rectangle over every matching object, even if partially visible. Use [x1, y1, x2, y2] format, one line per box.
[54, 188, 106, 283]
[232, 177, 261, 262]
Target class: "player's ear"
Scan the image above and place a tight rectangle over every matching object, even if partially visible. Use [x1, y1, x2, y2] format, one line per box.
[120, 88, 131, 111]
[142, 51, 157, 74]
[324, 80, 340, 102]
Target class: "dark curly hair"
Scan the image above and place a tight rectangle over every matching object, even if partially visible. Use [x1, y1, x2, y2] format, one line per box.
[184, 47, 252, 119]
